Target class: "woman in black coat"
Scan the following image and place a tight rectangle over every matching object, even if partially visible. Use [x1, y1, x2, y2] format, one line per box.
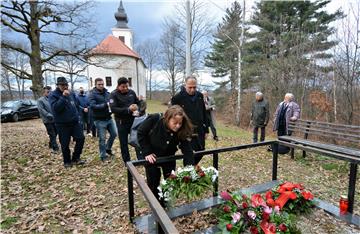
[137, 105, 194, 203]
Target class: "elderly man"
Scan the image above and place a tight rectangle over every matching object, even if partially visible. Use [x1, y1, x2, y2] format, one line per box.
[250, 92, 269, 143]
[171, 76, 209, 165]
[49, 77, 85, 168]
[37, 86, 59, 153]
[273, 93, 300, 136]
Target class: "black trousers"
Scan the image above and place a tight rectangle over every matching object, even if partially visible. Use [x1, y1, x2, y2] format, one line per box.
[253, 126, 266, 143]
[192, 131, 206, 165]
[56, 122, 85, 165]
[116, 121, 132, 163]
[145, 161, 176, 205]
[44, 123, 59, 150]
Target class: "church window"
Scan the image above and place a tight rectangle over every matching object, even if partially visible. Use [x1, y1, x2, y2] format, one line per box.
[128, 77, 132, 87]
[119, 36, 125, 43]
[105, 76, 112, 86]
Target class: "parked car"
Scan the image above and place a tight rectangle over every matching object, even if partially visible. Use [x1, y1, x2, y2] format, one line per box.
[1, 100, 40, 122]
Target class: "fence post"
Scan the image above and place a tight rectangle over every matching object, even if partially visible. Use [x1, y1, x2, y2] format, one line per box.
[272, 142, 279, 181]
[213, 152, 219, 196]
[128, 168, 135, 222]
[347, 163, 358, 213]
[302, 121, 311, 158]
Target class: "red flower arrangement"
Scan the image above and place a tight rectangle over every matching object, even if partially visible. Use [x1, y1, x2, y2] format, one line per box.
[216, 182, 315, 233]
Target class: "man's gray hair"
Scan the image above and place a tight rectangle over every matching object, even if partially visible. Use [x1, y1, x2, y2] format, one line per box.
[185, 75, 197, 82]
[285, 93, 294, 101]
[255, 92, 263, 97]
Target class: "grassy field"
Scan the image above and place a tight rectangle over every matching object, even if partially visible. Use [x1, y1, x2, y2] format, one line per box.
[1, 100, 359, 233]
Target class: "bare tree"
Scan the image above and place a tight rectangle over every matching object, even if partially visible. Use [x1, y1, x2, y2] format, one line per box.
[136, 39, 160, 100]
[332, 1, 360, 125]
[167, 0, 215, 73]
[1, 68, 14, 100]
[1, 0, 96, 98]
[160, 22, 183, 96]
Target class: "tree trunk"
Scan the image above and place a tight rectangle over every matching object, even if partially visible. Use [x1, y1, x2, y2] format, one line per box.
[4, 70, 14, 100]
[29, 1, 43, 99]
[149, 69, 152, 100]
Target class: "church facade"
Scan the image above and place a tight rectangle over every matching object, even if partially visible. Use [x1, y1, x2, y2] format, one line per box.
[87, 1, 146, 97]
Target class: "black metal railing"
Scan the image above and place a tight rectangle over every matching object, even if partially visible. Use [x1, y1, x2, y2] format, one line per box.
[126, 141, 276, 233]
[127, 140, 359, 233]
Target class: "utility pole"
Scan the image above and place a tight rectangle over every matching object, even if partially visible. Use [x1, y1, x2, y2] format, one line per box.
[185, 0, 191, 77]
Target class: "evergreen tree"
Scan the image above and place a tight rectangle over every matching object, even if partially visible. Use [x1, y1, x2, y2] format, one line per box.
[247, 0, 343, 101]
[205, 1, 245, 110]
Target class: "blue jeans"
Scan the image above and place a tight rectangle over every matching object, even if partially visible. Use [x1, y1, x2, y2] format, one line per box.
[94, 119, 117, 159]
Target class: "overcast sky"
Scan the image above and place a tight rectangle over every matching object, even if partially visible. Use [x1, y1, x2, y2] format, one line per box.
[92, 0, 239, 44]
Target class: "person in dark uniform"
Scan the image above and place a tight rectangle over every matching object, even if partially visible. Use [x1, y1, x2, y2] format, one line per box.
[171, 76, 209, 165]
[109, 77, 139, 163]
[48, 77, 85, 168]
[138, 105, 194, 204]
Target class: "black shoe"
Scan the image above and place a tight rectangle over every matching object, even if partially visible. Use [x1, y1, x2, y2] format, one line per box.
[72, 159, 86, 165]
[267, 146, 272, 152]
[213, 136, 219, 141]
[106, 150, 115, 158]
[64, 163, 72, 168]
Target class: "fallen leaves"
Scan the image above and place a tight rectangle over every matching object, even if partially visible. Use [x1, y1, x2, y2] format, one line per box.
[1, 119, 359, 233]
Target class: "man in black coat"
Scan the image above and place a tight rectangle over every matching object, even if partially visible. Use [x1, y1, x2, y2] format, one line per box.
[109, 77, 139, 163]
[48, 77, 85, 168]
[171, 76, 209, 164]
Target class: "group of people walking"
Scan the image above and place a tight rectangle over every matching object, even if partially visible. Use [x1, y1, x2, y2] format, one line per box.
[37, 74, 299, 205]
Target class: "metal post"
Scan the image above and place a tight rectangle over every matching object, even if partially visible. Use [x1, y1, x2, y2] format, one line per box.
[272, 142, 279, 181]
[213, 153, 219, 196]
[347, 163, 357, 213]
[128, 169, 135, 222]
[303, 121, 311, 158]
[290, 148, 295, 159]
[156, 222, 165, 234]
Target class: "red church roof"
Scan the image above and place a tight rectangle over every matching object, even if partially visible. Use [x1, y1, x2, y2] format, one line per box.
[90, 35, 140, 59]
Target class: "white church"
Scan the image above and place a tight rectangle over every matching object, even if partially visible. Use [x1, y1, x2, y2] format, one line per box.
[87, 1, 146, 97]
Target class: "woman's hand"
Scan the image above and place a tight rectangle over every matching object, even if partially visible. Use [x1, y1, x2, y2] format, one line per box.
[145, 154, 157, 164]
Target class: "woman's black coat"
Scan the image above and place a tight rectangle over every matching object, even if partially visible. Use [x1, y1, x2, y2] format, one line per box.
[137, 114, 194, 166]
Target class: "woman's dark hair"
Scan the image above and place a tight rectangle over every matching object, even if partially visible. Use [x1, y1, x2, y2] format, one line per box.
[163, 105, 193, 140]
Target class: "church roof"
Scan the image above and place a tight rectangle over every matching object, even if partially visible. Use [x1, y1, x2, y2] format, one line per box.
[89, 35, 140, 59]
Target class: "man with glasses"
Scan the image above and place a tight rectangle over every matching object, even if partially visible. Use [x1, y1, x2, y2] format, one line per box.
[88, 78, 117, 162]
[49, 77, 85, 168]
[109, 77, 139, 164]
[37, 86, 59, 154]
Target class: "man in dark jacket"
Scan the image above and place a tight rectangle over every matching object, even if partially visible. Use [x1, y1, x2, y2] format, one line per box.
[88, 78, 117, 162]
[48, 77, 85, 168]
[171, 76, 209, 165]
[77, 87, 91, 136]
[109, 77, 139, 163]
[37, 86, 59, 153]
[251, 92, 270, 143]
